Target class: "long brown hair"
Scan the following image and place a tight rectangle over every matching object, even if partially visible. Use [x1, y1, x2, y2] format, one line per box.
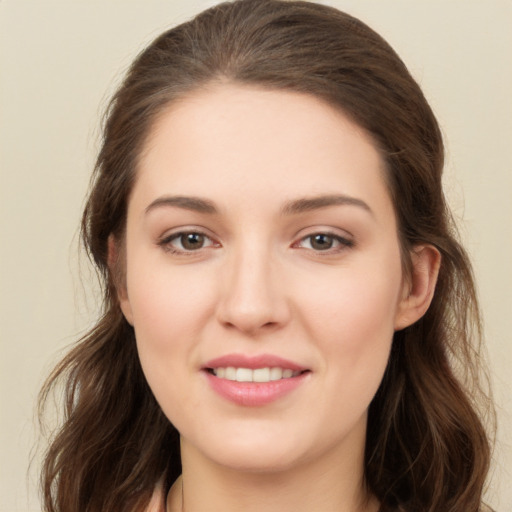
[39, 1, 494, 510]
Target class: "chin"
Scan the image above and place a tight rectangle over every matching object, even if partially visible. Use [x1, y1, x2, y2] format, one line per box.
[182, 421, 311, 474]
[210, 445, 303, 474]
[190, 421, 336, 476]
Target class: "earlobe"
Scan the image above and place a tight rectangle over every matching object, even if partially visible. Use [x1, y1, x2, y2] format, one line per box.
[107, 235, 134, 325]
[394, 244, 441, 331]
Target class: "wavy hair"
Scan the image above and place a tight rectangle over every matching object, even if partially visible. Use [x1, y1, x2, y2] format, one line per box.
[39, 1, 494, 510]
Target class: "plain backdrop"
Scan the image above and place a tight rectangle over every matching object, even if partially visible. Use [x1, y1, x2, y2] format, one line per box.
[1, 1, 511, 510]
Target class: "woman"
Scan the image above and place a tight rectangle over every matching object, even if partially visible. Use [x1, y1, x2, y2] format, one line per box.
[39, 1, 494, 511]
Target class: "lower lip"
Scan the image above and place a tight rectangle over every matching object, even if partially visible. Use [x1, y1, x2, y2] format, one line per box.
[204, 371, 309, 406]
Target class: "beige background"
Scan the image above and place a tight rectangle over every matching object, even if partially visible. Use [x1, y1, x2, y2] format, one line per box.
[1, 1, 511, 510]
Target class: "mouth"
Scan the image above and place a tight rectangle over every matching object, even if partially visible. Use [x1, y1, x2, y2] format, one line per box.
[202, 354, 311, 406]
[206, 366, 308, 382]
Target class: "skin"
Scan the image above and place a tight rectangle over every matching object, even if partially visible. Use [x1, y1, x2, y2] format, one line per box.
[115, 83, 440, 512]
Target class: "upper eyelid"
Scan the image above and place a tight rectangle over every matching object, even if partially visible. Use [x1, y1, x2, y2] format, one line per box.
[159, 226, 217, 241]
[300, 232, 352, 242]
[167, 231, 213, 242]
[295, 233, 354, 248]
[292, 225, 354, 241]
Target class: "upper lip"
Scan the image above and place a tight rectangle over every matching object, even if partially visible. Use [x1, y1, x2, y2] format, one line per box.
[203, 353, 308, 372]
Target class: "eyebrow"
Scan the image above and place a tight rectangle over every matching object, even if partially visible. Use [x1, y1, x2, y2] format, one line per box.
[281, 194, 373, 217]
[145, 195, 218, 215]
[144, 193, 373, 217]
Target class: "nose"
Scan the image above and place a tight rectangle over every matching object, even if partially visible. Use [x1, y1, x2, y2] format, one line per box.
[216, 244, 291, 335]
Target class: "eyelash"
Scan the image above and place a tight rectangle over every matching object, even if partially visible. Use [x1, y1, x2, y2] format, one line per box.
[294, 232, 354, 253]
[158, 230, 218, 255]
[157, 230, 354, 256]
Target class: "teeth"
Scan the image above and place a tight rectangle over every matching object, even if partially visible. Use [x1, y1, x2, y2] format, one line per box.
[270, 367, 283, 381]
[253, 368, 270, 382]
[225, 367, 236, 380]
[211, 367, 301, 383]
[236, 368, 253, 382]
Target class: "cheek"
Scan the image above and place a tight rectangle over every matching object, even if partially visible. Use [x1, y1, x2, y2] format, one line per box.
[126, 263, 219, 425]
[302, 258, 402, 337]
[299, 255, 402, 383]
[127, 260, 215, 340]
[125, 259, 218, 398]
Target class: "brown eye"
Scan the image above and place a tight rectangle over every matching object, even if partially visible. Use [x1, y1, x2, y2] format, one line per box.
[309, 234, 334, 250]
[160, 231, 216, 253]
[180, 233, 205, 250]
[296, 232, 354, 253]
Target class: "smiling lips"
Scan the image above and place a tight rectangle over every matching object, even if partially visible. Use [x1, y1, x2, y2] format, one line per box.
[211, 367, 302, 382]
[203, 354, 310, 406]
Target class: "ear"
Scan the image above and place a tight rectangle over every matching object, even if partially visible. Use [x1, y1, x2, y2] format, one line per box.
[394, 244, 441, 331]
[107, 235, 134, 325]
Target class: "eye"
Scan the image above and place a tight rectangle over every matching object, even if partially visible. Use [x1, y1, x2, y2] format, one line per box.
[296, 232, 354, 252]
[159, 231, 216, 254]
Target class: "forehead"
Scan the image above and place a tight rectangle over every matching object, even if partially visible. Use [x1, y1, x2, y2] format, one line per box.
[133, 83, 392, 218]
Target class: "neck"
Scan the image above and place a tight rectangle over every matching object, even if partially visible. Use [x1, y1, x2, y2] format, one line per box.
[168, 435, 379, 512]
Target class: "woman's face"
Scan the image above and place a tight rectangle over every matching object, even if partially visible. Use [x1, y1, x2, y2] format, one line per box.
[119, 84, 413, 474]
